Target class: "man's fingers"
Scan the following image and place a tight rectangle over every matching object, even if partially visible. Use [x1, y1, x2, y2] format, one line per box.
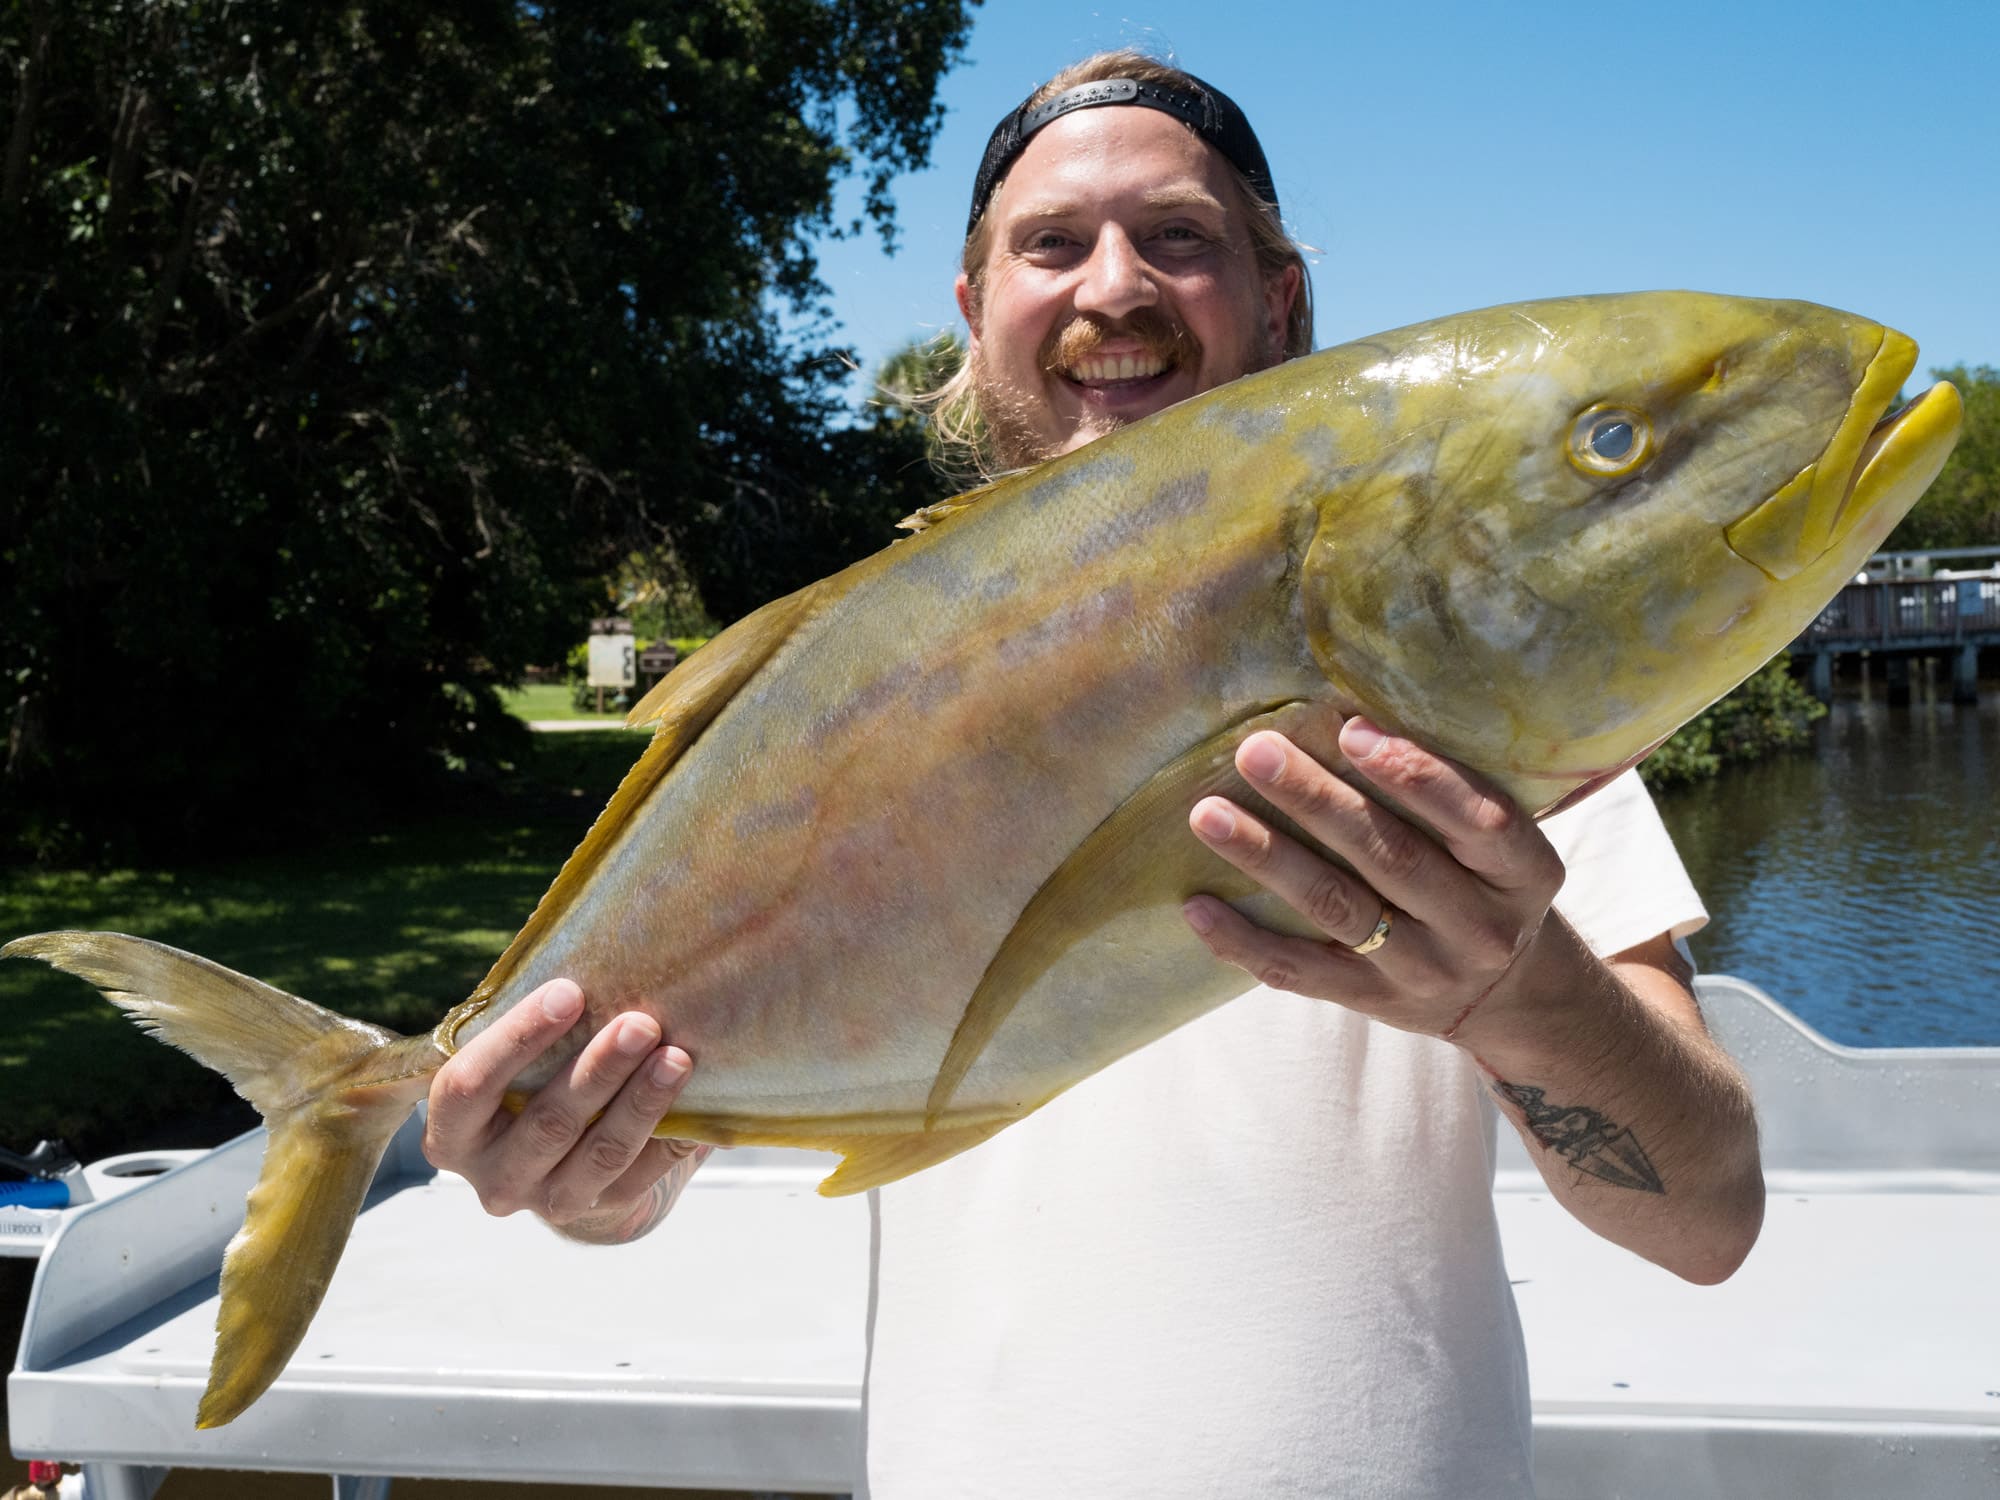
[542, 1042, 694, 1221]
[1230, 729, 1452, 916]
[509, 1013, 665, 1183]
[424, 978, 586, 1164]
[1188, 796, 1385, 947]
[1335, 718, 1562, 892]
[1182, 892, 1369, 1000]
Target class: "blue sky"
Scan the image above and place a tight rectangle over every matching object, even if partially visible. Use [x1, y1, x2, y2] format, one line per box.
[810, 0, 1999, 397]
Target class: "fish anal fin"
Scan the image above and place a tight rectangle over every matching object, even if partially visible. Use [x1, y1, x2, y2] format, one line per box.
[649, 1109, 1018, 1194]
[924, 700, 1349, 1125]
[816, 1119, 1015, 1196]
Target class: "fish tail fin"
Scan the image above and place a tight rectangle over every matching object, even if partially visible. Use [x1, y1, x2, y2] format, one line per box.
[1, 931, 444, 1427]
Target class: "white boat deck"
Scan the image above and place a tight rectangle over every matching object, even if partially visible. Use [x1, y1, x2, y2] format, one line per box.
[10, 976, 2000, 1498]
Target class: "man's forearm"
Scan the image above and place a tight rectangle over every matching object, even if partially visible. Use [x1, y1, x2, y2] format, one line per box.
[1457, 918, 1764, 1283]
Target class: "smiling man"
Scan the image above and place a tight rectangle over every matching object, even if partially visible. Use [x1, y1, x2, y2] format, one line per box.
[939, 72, 1304, 471]
[422, 51, 1764, 1500]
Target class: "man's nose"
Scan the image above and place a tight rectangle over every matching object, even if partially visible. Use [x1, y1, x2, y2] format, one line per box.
[1072, 229, 1157, 321]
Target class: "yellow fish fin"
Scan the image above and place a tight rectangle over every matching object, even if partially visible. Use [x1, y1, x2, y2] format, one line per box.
[894, 476, 1011, 534]
[624, 579, 825, 730]
[655, 1110, 1017, 1195]
[456, 581, 827, 1028]
[815, 1119, 1014, 1195]
[924, 700, 1346, 1126]
[0, 932, 442, 1428]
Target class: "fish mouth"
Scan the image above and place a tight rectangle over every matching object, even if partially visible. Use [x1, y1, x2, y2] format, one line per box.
[1724, 330, 1964, 580]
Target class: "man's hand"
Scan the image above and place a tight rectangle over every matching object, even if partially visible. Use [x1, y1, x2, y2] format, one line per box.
[422, 978, 709, 1245]
[1180, 716, 1565, 1039]
[1182, 716, 1763, 1283]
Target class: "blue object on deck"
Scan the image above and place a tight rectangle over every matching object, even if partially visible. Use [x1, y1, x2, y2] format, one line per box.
[0, 1179, 69, 1210]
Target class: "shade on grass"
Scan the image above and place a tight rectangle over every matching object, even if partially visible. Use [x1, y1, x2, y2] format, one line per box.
[0, 733, 646, 1161]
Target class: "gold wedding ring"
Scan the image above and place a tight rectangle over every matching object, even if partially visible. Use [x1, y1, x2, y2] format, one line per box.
[1348, 908, 1393, 955]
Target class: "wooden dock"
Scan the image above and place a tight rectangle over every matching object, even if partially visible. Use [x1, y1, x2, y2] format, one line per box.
[1793, 574, 2000, 702]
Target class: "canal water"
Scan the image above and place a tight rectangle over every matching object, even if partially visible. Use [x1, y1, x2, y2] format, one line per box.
[1655, 671, 1999, 1048]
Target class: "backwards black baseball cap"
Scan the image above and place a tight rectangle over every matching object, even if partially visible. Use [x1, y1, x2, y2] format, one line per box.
[966, 72, 1280, 238]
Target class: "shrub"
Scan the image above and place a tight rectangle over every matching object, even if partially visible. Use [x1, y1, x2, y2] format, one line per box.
[1640, 658, 1828, 790]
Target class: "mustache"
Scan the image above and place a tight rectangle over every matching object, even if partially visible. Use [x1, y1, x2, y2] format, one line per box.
[1040, 309, 1199, 376]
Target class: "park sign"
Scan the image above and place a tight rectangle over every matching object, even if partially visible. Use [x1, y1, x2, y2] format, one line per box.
[587, 617, 635, 690]
[638, 641, 680, 682]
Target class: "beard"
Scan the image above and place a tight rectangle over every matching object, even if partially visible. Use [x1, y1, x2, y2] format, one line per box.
[970, 305, 1276, 472]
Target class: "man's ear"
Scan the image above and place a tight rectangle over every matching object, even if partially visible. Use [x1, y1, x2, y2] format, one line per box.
[1263, 263, 1302, 355]
[955, 272, 983, 348]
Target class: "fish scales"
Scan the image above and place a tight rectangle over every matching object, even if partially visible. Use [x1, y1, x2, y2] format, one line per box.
[480, 411, 1328, 1119]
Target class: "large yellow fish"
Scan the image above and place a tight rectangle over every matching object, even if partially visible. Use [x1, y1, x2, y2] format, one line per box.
[5, 291, 1962, 1427]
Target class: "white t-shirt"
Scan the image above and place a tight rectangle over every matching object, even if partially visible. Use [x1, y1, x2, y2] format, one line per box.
[862, 770, 1706, 1500]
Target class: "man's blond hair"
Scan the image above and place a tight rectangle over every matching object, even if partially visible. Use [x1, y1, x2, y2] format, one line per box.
[918, 50, 1314, 480]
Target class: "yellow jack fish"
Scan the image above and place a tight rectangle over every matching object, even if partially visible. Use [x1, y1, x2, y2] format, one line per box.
[4, 292, 1963, 1427]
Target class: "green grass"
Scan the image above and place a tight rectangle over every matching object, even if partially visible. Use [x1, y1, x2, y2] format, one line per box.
[497, 680, 630, 722]
[0, 732, 647, 1161]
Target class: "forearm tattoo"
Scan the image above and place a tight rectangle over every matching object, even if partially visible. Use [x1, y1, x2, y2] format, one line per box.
[558, 1144, 711, 1246]
[1491, 1081, 1664, 1194]
[610, 1177, 676, 1243]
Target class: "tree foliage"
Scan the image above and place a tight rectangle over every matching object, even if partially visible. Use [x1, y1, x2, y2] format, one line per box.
[0, 0, 974, 858]
[1885, 365, 2000, 550]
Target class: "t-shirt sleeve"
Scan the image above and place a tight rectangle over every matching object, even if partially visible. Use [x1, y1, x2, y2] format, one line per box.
[1540, 769, 1708, 959]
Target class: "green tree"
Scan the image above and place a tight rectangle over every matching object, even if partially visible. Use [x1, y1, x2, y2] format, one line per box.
[1885, 365, 1999, 550]
[674, 333, 963, 621]
[871, 330, 966, 424]
[0, 0, 975, 858]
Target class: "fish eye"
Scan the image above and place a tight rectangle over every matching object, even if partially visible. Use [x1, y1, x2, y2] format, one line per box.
[1567, 406, 1652, 478]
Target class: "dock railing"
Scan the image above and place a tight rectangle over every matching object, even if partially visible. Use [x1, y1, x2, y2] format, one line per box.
[1801, 575, 2000, 647]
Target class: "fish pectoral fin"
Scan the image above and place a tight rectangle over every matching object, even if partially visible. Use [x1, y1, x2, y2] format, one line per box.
[923, 701, 1347, 1125]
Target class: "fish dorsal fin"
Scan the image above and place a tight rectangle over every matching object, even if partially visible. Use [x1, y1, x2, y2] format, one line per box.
[624, 583, 822, 730]
[456, 583, 824, 1024]
[924, 700, 1345, 1125]
[894, 474, 1017, 534]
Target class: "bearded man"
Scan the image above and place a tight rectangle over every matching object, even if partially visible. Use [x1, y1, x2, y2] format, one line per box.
[423, 52, 1762, 1499]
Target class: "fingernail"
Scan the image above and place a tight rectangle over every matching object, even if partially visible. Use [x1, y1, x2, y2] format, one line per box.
[1238, 736, 1284, 782]
[651, 1048, 691, 1088]
[1343, 718, 1385, 759]
[541, 982, 583, 1023]
[1190, 801, 1235, 841]
[616, 1016, 658, 1056]
[1182, 899, 1214, 936]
